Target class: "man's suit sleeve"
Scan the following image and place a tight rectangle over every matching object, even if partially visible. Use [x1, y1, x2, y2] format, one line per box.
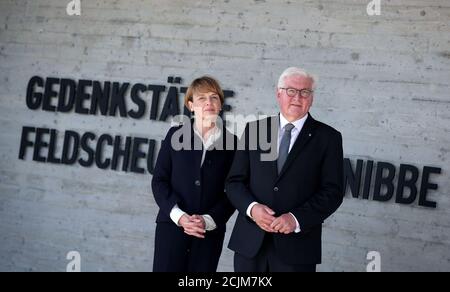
[291, 130, 344, 231]
[225, 124, 258, 215]
[151, 128, 182, 218]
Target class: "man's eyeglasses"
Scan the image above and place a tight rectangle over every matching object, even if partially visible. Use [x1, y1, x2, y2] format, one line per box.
[279, 88, 314, 98]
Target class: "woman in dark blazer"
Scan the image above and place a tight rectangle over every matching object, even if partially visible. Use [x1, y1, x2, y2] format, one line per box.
[151, 76, 236, 272]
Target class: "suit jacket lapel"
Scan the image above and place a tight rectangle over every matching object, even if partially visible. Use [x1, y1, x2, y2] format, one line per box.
[266, 115, 279, 180]
[189, 120, 204, 167]
[276, 114, 316, 181]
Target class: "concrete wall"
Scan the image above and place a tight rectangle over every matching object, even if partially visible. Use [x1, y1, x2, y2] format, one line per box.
[0, 0, 449, 271]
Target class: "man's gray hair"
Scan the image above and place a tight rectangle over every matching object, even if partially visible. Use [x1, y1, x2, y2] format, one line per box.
[277, 67, 317, 89]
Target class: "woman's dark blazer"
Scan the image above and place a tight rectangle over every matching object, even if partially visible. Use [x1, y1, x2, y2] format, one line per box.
[152, 121, 237, 233]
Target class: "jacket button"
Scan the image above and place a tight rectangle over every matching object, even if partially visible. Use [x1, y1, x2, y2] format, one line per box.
[195, 180, 201, 186]
[274, 187, 279, 192]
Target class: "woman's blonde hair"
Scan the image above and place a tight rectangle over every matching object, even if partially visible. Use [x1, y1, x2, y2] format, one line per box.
[184, 76, 225, 109]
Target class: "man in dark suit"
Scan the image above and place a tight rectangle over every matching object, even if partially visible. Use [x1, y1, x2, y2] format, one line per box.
[226, 67, 344, 272]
